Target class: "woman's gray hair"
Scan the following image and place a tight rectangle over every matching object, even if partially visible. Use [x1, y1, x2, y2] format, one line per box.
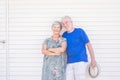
[52, 21, 62, 30]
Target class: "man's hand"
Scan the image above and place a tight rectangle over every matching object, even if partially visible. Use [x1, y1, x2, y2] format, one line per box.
[91, 59, 96, 67]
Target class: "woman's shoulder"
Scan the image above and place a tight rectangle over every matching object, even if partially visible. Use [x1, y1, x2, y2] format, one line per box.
[43, 37, 51, 44]
[59, 36, 66, 41]
[44, 37, 51, 41]
[61, 37, 66, 41]
[59, 37, 66, 43]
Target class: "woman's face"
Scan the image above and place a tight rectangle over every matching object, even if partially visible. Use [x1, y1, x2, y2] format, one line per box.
[52, 24, 61, 35]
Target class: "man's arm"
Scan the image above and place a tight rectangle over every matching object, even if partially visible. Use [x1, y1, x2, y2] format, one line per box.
[86, 42, 96, 67]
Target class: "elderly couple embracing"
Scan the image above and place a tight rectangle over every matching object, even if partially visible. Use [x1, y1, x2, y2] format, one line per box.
[41, 16, 96, 80]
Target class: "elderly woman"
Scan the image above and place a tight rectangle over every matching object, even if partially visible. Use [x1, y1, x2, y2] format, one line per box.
[41, 21, 67, 80]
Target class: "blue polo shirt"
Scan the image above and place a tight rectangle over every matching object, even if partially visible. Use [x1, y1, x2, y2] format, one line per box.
[62, 28, 90, 63]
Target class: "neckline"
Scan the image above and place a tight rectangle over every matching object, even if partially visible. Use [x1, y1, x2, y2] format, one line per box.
[50, 35, 62, 41]
[67, 28, 75, 34]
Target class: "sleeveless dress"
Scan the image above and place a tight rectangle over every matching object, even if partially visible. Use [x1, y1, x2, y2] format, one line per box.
[42, 37, 67, 80]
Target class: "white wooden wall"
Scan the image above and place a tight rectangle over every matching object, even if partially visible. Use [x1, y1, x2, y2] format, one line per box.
[0, 0, 7, 80]
[0, 0, 120, 80]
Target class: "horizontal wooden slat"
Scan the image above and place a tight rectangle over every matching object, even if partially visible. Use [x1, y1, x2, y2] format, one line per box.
[0, 0, 7, 80]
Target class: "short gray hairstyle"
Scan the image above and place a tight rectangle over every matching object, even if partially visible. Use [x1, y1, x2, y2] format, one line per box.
[62, 16, 72, 22]
[52, 21, 62, 30]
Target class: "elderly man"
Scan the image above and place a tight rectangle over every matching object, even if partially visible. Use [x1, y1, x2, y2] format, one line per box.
[62, 16, 96, 80]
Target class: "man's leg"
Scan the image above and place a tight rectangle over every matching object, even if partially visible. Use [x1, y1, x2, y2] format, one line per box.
[74, 62, 87, 80]
[66, 64, 74, 80]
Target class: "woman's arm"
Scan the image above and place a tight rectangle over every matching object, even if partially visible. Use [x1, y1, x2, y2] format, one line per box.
[41, 44, 60, 56]
[48, 42, 67, 55]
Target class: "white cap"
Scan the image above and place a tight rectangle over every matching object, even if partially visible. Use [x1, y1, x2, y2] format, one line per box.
[87, 63, 100, 78]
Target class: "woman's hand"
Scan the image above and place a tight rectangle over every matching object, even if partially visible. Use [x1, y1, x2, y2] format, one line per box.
[48, 48, 54, 52]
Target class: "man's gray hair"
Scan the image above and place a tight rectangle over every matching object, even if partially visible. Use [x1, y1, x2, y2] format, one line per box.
[62, 16, 72, 22]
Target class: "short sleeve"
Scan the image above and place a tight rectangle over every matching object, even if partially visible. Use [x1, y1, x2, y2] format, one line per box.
[60, 38, 67, 44]
[80, 28, 90, 43]
[43, 38, 49, 45]
[62, 31, 67, 38]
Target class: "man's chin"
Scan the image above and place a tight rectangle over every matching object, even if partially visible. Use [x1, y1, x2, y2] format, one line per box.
[63, 26, 69, 30]
[54, 32, 60, 34]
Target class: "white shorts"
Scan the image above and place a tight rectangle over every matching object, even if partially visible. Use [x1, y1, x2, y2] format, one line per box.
[66, 62, 87, 80]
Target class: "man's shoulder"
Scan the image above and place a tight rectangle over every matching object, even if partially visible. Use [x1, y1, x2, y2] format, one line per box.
[75, 28, 86, 34]
[75, 28, 84, 31]
[62, 31, 67, 37]
[63, 31, 67, 34]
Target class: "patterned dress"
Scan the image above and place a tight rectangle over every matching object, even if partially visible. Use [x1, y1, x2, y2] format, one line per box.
[42, 37, 67, 80]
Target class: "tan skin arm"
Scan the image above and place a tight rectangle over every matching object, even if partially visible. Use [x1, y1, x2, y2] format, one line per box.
[86, 42, 96, 67]
[41, 44, 59, 56]
[48, 42, 67, 55]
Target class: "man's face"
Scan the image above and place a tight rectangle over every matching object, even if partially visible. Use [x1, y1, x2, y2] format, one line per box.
[62, 18, 71, 29]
